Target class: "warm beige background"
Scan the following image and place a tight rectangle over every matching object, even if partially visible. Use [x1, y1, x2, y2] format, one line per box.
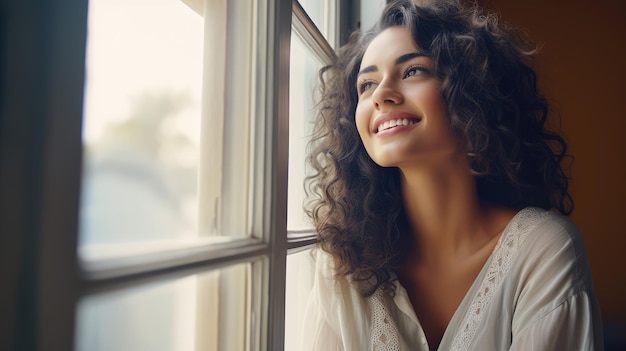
[478, 0, 626, 325]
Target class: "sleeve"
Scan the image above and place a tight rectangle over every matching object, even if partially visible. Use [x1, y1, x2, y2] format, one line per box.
[299, 250, 344, 351]
[509, 214, 604, 350]
[509, 291, 603, 350]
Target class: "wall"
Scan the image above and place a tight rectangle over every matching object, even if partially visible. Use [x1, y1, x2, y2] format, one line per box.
[479, 0, 626, 326]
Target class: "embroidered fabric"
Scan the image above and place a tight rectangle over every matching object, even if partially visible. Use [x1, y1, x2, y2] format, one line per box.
[370, 288, 400, 351]
[450, 207, 549, 350]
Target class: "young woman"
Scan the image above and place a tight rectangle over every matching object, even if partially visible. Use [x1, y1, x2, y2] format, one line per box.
[302, 0, 604, 350]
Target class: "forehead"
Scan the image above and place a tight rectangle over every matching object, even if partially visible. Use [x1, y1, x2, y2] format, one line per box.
[360, 26, 419, 67]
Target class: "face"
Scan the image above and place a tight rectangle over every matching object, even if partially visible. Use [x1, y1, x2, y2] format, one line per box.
[355, 26, 462, 170]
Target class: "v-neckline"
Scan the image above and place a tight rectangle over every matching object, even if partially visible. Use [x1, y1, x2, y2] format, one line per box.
[391, 207, 528, 350]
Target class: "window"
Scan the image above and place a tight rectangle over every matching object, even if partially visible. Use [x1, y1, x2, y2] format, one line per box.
[0, 0, 363, 350]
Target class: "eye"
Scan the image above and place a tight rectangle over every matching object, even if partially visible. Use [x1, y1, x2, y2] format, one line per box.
[403, 65, 429, 79]
[357, 80, 376, 95]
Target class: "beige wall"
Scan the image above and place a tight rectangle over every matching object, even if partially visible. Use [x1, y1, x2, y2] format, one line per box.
[479, 0, 626, 324]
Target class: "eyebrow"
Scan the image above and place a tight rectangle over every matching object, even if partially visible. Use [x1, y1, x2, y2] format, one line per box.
[357, 52, 425, 77]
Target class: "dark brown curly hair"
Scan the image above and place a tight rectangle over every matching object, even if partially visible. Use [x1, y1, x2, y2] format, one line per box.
[305, 0, 573, 297]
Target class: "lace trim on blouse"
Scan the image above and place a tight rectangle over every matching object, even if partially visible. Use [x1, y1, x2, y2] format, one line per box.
[450, 207, 549, 350]
[370, 288, 400, 351]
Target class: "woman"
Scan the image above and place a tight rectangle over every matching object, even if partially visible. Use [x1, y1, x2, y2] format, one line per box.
[302, 0, 604, 350]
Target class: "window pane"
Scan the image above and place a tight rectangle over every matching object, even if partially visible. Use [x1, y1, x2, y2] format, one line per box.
[79, 0, 258, 262]
[287, 34, 324, 233]
[284, 249, 316, 350]
[75, 262, 251, 351]
[80, 0, 203, 247]
[298, 0, 336, 46]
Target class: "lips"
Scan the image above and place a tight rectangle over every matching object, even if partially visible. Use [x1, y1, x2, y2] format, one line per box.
[374, 112, 421, 133]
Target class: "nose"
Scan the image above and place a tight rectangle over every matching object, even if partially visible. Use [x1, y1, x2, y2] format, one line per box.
[372, 79, 403, 110]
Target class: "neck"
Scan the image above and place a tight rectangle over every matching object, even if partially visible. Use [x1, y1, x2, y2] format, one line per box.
[399, 159, 503, 265]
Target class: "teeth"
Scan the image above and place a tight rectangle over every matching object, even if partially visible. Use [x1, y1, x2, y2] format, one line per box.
[377, 118, 417, 133]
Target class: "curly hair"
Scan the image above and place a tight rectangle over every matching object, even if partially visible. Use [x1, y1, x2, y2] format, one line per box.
[305, 0, 573, 297]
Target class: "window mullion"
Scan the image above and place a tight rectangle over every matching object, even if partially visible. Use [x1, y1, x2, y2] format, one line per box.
[79, 238, 268, 283]
[292, 0, 336, 65]
[253, 0, 292, 350]
[198, 0, 227, 237]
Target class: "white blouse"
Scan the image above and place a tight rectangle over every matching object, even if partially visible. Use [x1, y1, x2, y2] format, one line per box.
[300, 207, 604, 350]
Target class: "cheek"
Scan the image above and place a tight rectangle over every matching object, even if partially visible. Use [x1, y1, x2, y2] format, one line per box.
[421, 86, 447, 119]
[354, 102, 370, 140]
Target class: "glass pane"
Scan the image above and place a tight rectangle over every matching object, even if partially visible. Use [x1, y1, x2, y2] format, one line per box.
[284, 249, 316, 350]
[80, 0, 203, 246]
[75, 262, 251, 351]
[80, 0, 258, 258]
[287, 35, 324, 232]
[298, 0, 335, 46]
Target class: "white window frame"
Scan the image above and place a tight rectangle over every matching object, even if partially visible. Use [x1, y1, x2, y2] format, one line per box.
[0, 0, 359, 350]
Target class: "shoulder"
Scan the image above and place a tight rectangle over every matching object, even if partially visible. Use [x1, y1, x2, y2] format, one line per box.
[509, 206, 578, 238]
[505, 207, 596, 311]
[308, 248, 374, 348]
[310, 248, 364, 310]
[502, 208, 603, 345]
[514, 207, 589, 277]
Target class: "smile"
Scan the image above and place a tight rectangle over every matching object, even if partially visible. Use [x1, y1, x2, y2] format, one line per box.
[377, 118, 419, 133]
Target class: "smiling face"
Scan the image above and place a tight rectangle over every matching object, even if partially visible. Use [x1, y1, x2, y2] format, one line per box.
[355, 26, 462, 170]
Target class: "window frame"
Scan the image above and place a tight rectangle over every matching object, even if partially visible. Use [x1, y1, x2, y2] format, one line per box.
[1, 0, 87, 349]
[0, 0, 359, 350]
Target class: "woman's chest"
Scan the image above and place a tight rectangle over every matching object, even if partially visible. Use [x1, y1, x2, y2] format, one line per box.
[398, 252, 493, 348]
